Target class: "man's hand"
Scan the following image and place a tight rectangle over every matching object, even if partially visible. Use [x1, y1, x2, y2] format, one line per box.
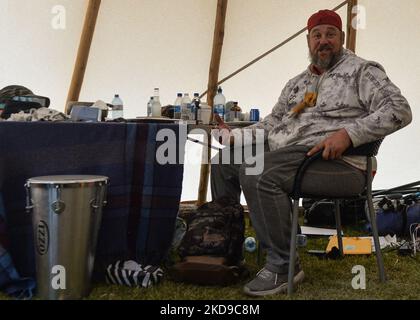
[307, 129, 352, 160]
[213, 114, 234, 145]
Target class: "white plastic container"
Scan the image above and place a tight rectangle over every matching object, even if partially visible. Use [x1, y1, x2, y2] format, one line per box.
[198, 103, 212, 124]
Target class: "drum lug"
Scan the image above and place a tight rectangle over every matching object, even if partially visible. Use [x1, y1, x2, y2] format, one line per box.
[25, 182, 34, 213]
[102, 181, 109, 206]
[91, 181, 108, 210]
[91, 200, 100, 210]
[51, 200, 66, 214]
[51, 185, 66, 214]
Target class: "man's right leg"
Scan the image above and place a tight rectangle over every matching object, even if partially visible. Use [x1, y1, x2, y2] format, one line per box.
[211, 145, 307, 296]
[211, 143, 269, 202]
[210, 147, 242, 203]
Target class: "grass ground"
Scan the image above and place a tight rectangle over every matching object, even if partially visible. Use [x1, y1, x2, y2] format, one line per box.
[84, 238, 420, 300]
[1, 219, 419, 301]
[84, 252, 420, 300]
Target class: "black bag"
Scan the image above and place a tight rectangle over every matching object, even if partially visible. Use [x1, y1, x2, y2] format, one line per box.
[0, 85, 50, 119]
[0, 96, 50, 119]
[170, 197, 247, 285]
[303, 198, 367, 227]
[374, 196, 420, 237]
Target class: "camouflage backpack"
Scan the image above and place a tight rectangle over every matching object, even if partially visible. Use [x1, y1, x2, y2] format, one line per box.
[171, 197, 247, 285]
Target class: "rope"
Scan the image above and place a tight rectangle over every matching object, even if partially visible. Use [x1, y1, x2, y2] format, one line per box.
[200, 0, 350, 99]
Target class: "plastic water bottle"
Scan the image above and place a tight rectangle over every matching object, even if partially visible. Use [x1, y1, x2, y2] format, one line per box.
[147, 97, 154, 117]
[173, 93, 183, 119]
[181, 93, 191, 121]
[244, 236, 257, 253]
[111, 94, 124, 119]
[296, 234, 307, 247]
[213, 87, 226, 119]
[151, 88, 161, 117]
[190, 93, 200, 121]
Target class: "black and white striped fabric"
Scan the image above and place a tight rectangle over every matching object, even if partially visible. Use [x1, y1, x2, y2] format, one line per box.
[105, 260, 163, 288]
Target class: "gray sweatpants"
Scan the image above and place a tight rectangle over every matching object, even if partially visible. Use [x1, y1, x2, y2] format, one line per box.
[211, 145, 366, 274]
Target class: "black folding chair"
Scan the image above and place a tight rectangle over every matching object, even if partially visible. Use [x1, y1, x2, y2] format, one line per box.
[287, 140, 386, 295]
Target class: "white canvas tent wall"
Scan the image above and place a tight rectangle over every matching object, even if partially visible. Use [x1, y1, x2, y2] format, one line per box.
[65, 0, 358, 205]
[1, 0, 419, 203]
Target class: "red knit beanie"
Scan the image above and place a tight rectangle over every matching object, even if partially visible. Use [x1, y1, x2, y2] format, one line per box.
[308, 10, 342, 32]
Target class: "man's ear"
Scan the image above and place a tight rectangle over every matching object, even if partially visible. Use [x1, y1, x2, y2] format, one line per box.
[306, 34, 310, 46]
[341, 31, 346, 45]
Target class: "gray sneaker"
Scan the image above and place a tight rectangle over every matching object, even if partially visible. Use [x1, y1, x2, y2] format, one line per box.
[243, 266, 305, 297]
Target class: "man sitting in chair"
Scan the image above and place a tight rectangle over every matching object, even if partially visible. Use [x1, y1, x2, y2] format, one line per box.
[211, 9, 412, 297]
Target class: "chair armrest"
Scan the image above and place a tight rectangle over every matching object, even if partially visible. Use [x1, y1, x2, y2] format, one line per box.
[290, 150, 323, 199]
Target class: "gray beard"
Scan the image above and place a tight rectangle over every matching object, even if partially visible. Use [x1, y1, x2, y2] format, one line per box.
[309, 47, 343, 70]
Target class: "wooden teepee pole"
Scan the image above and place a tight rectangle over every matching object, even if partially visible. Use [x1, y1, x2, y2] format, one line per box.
[346, 0, 358, 52]
[65, 0, 101, 113]
[197, 0, 228, 206]
[206, 0, 228, 114]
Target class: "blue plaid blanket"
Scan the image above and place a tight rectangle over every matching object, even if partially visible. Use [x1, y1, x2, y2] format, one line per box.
[0, 244, 35, 299]
[0, 193, 35, 299]
[0, 122, 185, 285]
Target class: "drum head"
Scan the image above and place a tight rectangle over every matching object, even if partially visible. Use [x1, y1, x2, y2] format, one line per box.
[27, 175, 109, 185]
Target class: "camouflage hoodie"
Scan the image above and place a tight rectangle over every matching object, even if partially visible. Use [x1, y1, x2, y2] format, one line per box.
[232, 49, 412, 168]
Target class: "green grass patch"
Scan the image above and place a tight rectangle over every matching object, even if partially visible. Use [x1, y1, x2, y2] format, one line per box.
[85, 246, 420, 300]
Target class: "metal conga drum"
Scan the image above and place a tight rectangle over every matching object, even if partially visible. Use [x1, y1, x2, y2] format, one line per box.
[25, 175, 108, 300]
